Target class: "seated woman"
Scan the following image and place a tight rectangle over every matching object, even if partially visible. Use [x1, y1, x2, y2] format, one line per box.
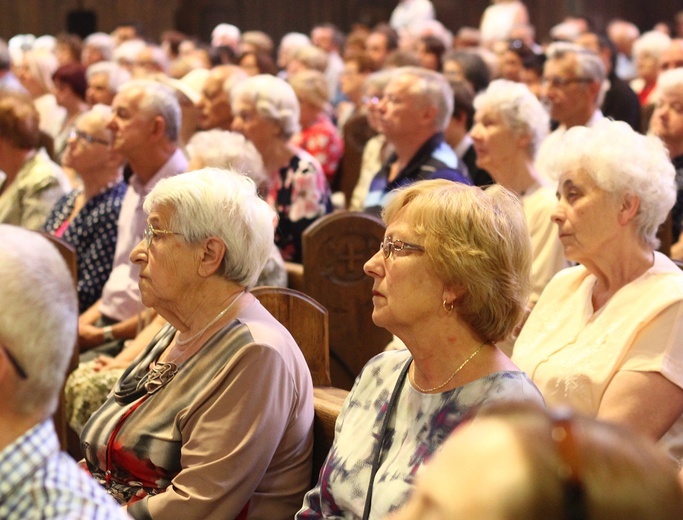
[231, 74, 331, 262]
[289, 69, 344, 185]
[66, 128, 285, 433]
[52, 63, 89, 164]
[471, 79, 568, 306]
[391, 402, 683, 520]
[43, 105, 126, 312]
[297, 180, 543, 518]
[80, 168, 313, 519]
[512, 119, 683, 464]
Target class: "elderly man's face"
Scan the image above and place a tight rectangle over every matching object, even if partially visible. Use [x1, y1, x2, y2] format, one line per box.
[542, 55, 597, 127]
[650, 85, 683, 154]
[377, 75, 433, 141]
[197, 74, 232, 130]
[86, 72, 115, 106]
[108, 88, 154, 156]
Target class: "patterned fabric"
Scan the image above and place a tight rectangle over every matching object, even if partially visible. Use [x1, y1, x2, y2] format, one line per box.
[0, 419, 128, 519]
[81, 298, 313, 520]
[266, 148, 331, 262]
[43, 182, 127, 312]
[363, 132, 470, 217]
[291, 114, 344, 184]
[297, 349, 543, 519]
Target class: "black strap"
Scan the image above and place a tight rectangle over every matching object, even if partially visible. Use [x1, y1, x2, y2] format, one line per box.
[361, 357, 412, 520]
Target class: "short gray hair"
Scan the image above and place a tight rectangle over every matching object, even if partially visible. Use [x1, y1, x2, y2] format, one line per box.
[392, 66, 454, 131]
[186, 130, 266, 186]
[86, 61, 131, 93]
[143, 168, 276, 289]
[546, 118, 676, 249]
[632, 31, 672, 60]
[83, 32, 115, 61]
[118, 79, 180, 142]
[0, 226, 77, 416]
[231, 74, 300, 138]
[474, 79, 549, 158]
[546, 42, 607, 105]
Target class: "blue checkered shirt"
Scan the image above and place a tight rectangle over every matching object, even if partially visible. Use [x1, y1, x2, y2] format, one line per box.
[0, 419, 129, 519]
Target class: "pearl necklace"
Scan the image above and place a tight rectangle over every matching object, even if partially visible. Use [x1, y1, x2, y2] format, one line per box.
[175, 291, 245, 346]
[410, 341, 488, 393]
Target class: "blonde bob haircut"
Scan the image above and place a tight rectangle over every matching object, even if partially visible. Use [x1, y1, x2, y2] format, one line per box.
[383, 179, 532, 343]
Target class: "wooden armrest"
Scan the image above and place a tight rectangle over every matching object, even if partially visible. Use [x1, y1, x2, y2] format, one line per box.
[311, 386, 349, 484]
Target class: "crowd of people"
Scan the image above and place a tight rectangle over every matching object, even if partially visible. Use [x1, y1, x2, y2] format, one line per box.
[3, 0, 683, 518]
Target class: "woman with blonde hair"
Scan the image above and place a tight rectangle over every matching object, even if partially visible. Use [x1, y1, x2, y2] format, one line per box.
[289, 69, 343, 184]
[298, 179, 542, 518]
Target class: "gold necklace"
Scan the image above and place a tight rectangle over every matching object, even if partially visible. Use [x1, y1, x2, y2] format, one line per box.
[410, 342, 488, 393]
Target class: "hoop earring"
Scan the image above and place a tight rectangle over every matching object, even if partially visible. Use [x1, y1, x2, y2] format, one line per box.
[443, 299, 455, 312]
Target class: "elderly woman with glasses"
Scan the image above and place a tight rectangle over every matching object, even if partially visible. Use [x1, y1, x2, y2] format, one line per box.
[512, 119, 683, 465]
[297, 179, 543, 519]
[80, 168, 313, 520]
[43, 105, 126, 312]
[231, 74, 331, 262]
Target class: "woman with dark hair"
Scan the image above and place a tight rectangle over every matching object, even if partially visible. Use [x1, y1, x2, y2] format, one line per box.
[238, 50, 278, 76]
[418, 35, 446, 71]
[52, 62, 88, 163]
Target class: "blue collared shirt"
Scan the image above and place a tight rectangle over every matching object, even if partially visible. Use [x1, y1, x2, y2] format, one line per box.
[0, 419, 128, 519]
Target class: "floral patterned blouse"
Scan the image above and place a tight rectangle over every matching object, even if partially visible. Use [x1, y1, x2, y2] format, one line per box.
[290, 114, 344, 184]
[43, 182, 127, 312]
[267, 148, 331, 262]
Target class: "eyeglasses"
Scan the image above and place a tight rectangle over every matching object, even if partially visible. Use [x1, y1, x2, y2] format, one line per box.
[143, 224, 180, 249]
[1, 343, 27, 379]
[362, 95, 381, 107]
[551, 410, 588, 520]
[69, 129, 110, 146]
[380, 237, 425, 259]
[541, 76, 593, 89]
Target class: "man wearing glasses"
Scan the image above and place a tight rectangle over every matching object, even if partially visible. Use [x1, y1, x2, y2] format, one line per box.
[535, 42, 606, 183]
[0, 226, 127, 519]
[77, 79, 187, 357]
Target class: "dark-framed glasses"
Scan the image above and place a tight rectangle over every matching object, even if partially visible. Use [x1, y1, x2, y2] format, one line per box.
[143, 224, 180, 249]
[380, 237, 425, 259]
[1, 343, 27, 379]
[541, 76, 593, 89]
[69, 129, 110, 146]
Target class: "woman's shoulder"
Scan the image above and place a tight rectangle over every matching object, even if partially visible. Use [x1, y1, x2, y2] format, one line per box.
[462, 370, 545, 407]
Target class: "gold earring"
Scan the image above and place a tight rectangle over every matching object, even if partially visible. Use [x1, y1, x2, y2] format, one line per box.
[443, 299, 454, 312]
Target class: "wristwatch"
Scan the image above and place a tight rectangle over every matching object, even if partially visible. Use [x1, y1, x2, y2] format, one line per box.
[102, 325, 115, 342]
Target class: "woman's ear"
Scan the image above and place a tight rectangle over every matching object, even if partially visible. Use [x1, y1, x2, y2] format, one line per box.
[197, 237, 226, 277]
[618, 192, 640, 226]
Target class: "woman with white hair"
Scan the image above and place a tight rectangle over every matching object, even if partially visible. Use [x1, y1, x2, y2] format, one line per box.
[80, 168, 313, 519]
[16, 48, 66, 138]
[512, 119, 683, 464]
[471, 79, 567, 306]
[231, 74, 331, 261]
[630, 30, 671, 106]
[65, 129, 284, 433]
